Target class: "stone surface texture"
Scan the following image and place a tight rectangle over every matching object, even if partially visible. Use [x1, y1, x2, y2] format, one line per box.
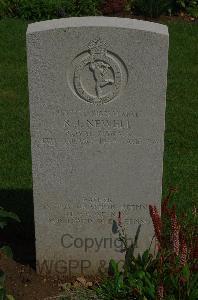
[27, 17, 169, 276]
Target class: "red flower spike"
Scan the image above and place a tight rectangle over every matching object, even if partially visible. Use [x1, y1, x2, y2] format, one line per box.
[180, 237, 187, 266]
[170, 211, 180, 256]
[191, 237, 198, 259]
[179, 276, 187, 286]
[157, 283, 164, 300]
[149, 205, 162, 243]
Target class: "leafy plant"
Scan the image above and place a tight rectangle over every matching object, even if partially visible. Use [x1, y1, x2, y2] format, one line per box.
[76, 0, 103, 16]
[0, 207, 20, 230]
[176, 0, 198, 17]
[187, 0, 198, 17]
[97, 213, 157, 299]
[97, 190, 198, 300]
[0, 206, 20, 258]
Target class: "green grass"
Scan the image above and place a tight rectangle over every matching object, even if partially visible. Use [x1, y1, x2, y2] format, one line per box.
[162, 20, 198, 211]
[0, 19, 31, 189]
[0, 18, 197, 214]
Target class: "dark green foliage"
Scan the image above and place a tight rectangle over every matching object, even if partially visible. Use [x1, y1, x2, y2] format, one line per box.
[0, 207, 20, 229]
[133, 0, 173, 18]
[179, 0, 198, 17]
[97, 223, 157, 299]
[0, 0, 198, 18]
[97, 251, 157, 299]
[75, 0, 103, 16]
[0, 0, 103, 20]
[132, 0, 198, 17]
[176, 0, 198, 10]
[0, 207, 20, 256]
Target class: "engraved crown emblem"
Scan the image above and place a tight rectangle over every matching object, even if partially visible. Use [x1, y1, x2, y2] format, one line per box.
[68, 38, 128, 104]
[88, 38, 107, 56]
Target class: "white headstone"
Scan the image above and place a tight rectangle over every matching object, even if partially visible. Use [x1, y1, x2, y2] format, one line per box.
[27, 17, 169, 277]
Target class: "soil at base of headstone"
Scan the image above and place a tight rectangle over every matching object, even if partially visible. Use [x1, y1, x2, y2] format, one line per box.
[0, 252, 99, 300]
[0, 252, 60, 300]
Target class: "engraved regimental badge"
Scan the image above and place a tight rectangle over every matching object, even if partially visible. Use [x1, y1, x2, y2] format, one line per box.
[68, 38, 128, 104]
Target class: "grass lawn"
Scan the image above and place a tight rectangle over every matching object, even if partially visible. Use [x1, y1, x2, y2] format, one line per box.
[0, 18, 197, 220]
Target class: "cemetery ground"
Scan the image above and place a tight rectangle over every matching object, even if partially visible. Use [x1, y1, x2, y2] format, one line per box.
[0, 18, 198, 299]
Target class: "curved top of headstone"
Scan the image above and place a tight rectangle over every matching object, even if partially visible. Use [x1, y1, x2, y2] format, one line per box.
[27, 16, 168, 36]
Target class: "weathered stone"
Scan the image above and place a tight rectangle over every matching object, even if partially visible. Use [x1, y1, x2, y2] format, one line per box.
[26, 17, 169, 276]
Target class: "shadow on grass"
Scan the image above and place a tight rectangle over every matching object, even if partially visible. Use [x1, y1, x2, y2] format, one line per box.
[0, 189, 36, 269]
